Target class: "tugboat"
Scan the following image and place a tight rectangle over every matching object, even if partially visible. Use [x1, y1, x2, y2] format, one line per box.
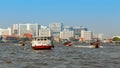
[31, 26, 54, 50]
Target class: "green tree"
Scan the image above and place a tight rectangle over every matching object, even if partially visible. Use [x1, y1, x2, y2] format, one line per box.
[112, 37, 120, 41]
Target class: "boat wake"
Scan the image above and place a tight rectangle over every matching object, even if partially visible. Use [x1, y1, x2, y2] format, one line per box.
[74, 45, 103, 48]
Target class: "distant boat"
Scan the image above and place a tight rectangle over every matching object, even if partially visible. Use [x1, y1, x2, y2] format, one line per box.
[63, 41, 73, 46]
[90, 40, 100, 48]
[74, 40, 102, 48]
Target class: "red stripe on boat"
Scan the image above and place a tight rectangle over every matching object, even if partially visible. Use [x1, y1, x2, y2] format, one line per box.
[32, 45, 52, 50]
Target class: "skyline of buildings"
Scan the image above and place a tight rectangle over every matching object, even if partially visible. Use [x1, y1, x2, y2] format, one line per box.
[0, 23, 105, 41]
[0, 0, 119, 40]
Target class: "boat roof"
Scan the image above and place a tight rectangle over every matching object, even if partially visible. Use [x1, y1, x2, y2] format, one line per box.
[32, 36, 52, 38]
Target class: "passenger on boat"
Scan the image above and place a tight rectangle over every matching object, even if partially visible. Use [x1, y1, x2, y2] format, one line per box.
[94, 42, 99, 48]
[90, 40, 100, 48]
[21, 41, 25, 46]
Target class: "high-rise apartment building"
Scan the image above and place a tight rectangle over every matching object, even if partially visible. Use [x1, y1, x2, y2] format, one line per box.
[60, 30, 74, 40]
[39, 25, 51, 37]
[0, 28, 12, 36]
[49, 23, 63, 38]
[98, 34, 104, 40]
[49, 23, 63, 32]
[11, 24, 19, 36]
[81, 30, 93, 41]
[64, 26, 73, 31]
[18, 24, 40, 37]
[73, 26, 88, 39]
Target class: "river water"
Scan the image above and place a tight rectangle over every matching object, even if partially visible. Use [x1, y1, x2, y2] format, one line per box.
[0, 42, 120, 68]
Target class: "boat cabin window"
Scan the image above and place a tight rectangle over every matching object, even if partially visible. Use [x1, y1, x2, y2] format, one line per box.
[44, 38, 46, 40]
[33, 38, 36, 41]
[38, 39, 40, 41]
[41, 38, 43, 41]
[33, 37, 51, 41]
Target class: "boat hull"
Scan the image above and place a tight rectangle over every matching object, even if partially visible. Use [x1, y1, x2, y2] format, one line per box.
[63, 43, 73, 46]
[63, 42, 73, 46]
[32, 45, 52, 50]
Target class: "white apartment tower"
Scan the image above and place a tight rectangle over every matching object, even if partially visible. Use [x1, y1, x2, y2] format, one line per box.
[39, 26, 51, 37]
[12, 24, 19, 35]
[98, 34, 104, 40]
[81, 30, 93, 41]
[60, 30, 74, 40]
[19, 24, 40, 37]
[0, 28, 12, 36]
[49, 23, 63, 38]
[73, 26, 88, 39]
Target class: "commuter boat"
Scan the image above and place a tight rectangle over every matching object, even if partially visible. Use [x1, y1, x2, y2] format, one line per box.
[31, 26, 54, 50]
[32, 36, 54, 50]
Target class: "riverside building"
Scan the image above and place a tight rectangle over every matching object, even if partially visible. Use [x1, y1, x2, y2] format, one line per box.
[73, 26, 88, 39]
[39, 25, 51, 37]
[11, 24, 19, 36]
[49, 23, 63, 38]
[81, 30, 93, 41]
[18, 24, 40, 37]
[0, 28, 12, 36]
[60, 29, 74, 40]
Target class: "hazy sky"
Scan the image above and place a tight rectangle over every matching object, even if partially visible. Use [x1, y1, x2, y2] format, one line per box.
[0, 0, 120, 38]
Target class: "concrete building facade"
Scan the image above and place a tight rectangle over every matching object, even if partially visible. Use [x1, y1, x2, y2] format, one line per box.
[60, 30, 74, 40]
[73, 26, 88, 39]
[11, 24, 19, 36]
[49, 23, 63, 38]
[81, 30, 93, 41]
[0, 28, 12, 36]
[18, 24, 40, 37]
